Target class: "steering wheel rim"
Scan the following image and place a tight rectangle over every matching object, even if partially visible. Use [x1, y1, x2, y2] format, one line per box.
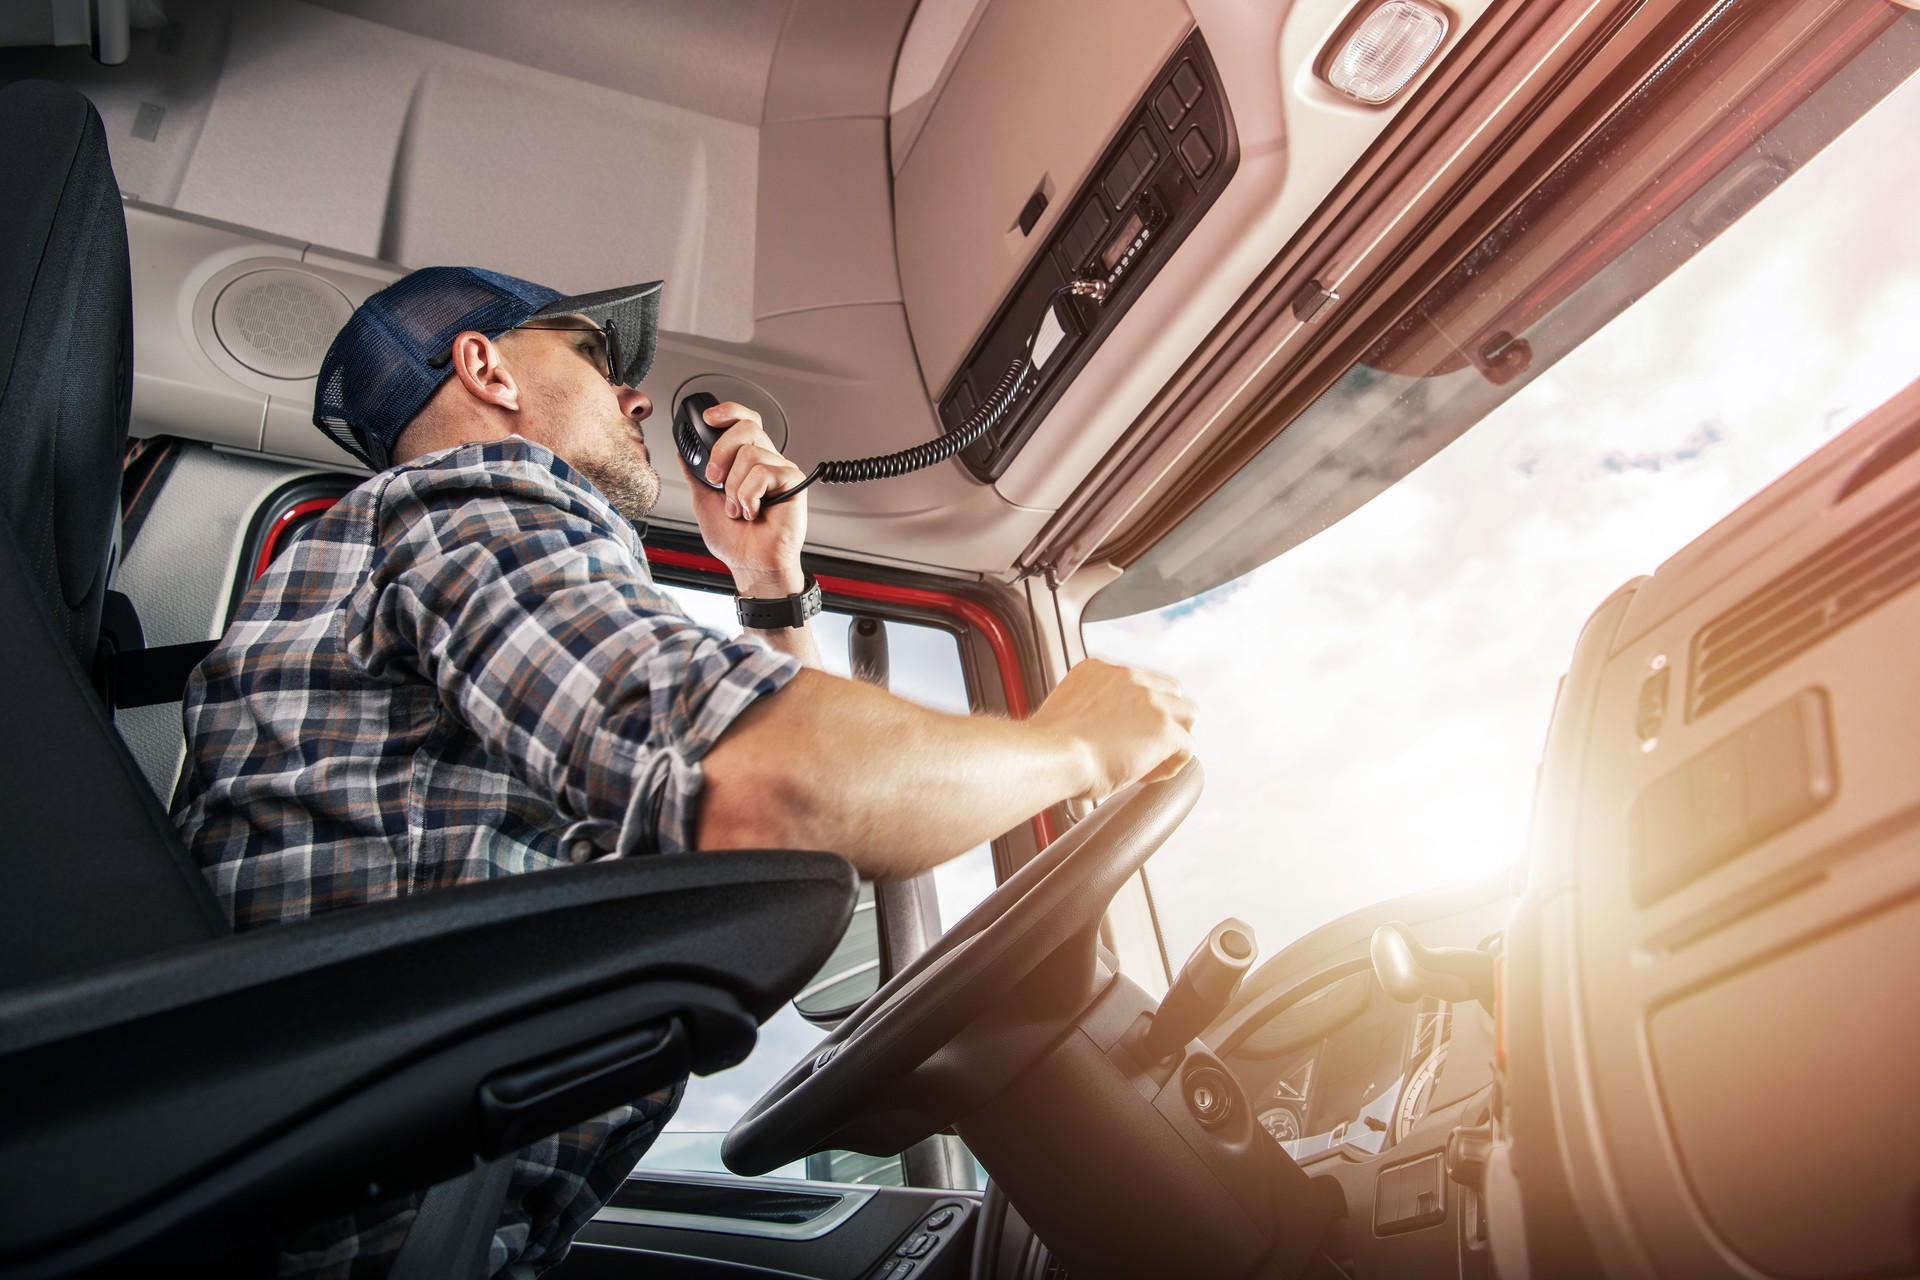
[722, 762, 1205, 1177]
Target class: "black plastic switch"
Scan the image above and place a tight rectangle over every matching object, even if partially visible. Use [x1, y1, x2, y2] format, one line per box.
[1060, 199, 1108, 268]
[1172, 60, 1204, 107]
[1017, 190, 1048, 236]
[1154, 84, 1184, 130]
[897, 1232, 935, 1258]
[924, 1207, 956, 1230]
[1101, 130, 1158, 210]
[1179, 127, 1215, 179]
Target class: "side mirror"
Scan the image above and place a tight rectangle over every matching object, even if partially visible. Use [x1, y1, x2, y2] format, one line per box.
[793, 881, 881, 1024]
[1370, 921, 1494, 1007]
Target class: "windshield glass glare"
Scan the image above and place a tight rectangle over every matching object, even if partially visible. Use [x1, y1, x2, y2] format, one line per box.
[1085, 44, 1920, 971]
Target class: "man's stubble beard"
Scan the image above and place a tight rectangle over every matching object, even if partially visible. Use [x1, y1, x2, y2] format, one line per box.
[575, 435, 662, 528]
[533, 375, 662, 527]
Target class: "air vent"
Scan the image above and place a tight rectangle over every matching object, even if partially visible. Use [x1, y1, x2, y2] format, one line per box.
[1689, 481, 1920, 718]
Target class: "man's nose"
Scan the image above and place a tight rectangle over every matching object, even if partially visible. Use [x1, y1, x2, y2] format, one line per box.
[620, 386, 652, 420]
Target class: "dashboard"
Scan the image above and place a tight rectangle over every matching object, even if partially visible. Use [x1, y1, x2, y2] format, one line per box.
[1238, 974, 1458, 1163]
[1202, 883, 1514, 1278]
[1223, 967, 1497, 1276]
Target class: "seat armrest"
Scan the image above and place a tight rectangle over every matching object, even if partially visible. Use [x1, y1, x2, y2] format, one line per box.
[0, 849, 856, 1275]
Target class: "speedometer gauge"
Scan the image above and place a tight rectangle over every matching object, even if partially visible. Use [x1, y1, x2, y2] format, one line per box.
[1393, 999, 1455, 1145]
[1257, 1105, 1302, 1143]
[1393, 1046, 1446, 1144]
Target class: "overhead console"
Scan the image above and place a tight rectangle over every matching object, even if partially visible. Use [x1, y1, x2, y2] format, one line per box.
[953, 33, 1236, 482]
[893, 0, 1238, 483]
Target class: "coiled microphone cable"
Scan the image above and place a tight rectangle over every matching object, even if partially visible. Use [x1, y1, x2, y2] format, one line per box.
[759, 279, 1106, 506]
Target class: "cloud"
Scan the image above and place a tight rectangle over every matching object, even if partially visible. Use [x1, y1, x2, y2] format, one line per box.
[1155, 574, 1251, 622]
[1597, 421, 1727, 474]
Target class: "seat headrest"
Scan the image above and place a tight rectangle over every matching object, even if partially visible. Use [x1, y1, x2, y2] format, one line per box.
[0, 79, 134, 668]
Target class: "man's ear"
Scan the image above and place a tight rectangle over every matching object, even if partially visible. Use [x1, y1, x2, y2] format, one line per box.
[447, 330, 520, 412]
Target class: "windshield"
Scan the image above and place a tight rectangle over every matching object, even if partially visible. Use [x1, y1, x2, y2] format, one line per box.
[1085, 16, 1920, 969]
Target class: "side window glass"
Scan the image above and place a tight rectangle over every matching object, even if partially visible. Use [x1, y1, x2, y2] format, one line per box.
[881, 619, 999, 930]
[637, 579, 995, 1187]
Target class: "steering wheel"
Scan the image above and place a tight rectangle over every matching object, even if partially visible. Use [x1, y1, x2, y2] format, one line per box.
[722, 762, 1204, 1176]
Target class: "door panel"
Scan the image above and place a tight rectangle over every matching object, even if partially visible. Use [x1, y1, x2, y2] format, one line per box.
[561, 1174, 977, 1279]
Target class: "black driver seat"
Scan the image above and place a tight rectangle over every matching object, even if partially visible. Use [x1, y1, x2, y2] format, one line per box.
[0, 77, 232, 990]
[0, 80, 856, 1278]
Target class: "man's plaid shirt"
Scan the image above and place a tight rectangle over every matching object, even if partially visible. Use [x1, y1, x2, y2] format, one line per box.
[175, 437, 801, 1277]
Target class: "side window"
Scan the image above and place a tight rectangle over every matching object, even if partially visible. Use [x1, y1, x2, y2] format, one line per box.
[637, 579, 996, 1187]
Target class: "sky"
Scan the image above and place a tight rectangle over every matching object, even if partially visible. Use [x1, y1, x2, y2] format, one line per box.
[1085, 59, 1920, 968]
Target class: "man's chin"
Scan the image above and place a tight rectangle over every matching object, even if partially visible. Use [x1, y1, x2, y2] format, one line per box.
[578, 455, 661, 526]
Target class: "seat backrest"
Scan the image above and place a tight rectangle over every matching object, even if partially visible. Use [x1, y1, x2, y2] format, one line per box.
[0, 81, 229, 988]
[0, 79, 134, 669]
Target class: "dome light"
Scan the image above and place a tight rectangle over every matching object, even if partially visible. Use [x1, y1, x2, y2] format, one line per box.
[1327, 1, 1450, 105]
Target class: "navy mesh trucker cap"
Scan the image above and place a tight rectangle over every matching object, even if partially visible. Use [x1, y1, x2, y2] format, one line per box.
[314, 266, 662, 468]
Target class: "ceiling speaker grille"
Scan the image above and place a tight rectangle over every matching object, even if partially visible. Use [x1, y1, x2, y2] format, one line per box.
[1689, 481, 1920, 719]
[210, 268, 352, 380]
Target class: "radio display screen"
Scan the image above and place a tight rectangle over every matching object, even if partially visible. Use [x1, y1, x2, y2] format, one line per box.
[1100, 210, 1147, 272]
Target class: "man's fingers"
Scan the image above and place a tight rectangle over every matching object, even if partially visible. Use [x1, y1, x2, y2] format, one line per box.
[731, 453, 806, 520]
[1142, 743, 1195, 785]
[703, 417, 777, 485]
[1078, 659, 1181, 700]
[704, 401, 763, 433]
[706, 430, 773, 486]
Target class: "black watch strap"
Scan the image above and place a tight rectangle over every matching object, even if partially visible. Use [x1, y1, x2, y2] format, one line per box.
[736, 573, 822, 630]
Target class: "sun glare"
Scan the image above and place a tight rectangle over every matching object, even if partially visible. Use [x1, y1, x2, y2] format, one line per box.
[1086, 65, 1920, 966]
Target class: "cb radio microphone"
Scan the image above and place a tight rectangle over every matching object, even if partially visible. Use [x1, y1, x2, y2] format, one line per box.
[673, 280, 1098, 507]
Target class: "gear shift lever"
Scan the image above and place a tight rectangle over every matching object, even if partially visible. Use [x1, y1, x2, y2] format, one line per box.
[1370, 921, 1494, 1007]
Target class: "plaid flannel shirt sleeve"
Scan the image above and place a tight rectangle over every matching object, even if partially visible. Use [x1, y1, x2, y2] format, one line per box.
[348, 472, 801, 857]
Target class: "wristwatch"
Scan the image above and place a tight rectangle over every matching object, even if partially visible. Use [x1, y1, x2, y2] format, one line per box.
[736, 573, 822, 630]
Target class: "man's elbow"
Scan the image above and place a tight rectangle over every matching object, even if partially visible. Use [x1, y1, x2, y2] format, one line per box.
[694, 746, 830, 852]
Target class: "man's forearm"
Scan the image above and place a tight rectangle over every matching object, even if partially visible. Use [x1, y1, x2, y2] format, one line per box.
[697, 670, 1091, 879]
[745, 622, 822, 669]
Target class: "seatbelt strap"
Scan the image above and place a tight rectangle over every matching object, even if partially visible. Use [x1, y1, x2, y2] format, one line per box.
[105, 639, 217, 708]
[388, 1155, 516, 1280]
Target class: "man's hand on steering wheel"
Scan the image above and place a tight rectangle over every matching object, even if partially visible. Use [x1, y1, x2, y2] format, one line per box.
[1030, 658, 1197, 803]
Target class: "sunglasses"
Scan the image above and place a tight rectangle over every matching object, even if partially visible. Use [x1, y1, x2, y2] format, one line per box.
[429, 319, 627, 387]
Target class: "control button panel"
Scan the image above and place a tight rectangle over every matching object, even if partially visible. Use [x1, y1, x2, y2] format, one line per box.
[1374, 1152, 1448, 1234]
[865, 1200, 974, 1279]
[941, 30, 1239, 481]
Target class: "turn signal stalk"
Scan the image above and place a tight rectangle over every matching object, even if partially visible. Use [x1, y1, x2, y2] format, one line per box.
[1145, 918, 1257, 1060]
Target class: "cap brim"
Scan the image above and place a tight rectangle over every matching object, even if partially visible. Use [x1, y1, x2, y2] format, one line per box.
[534, 280, 662, 387]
